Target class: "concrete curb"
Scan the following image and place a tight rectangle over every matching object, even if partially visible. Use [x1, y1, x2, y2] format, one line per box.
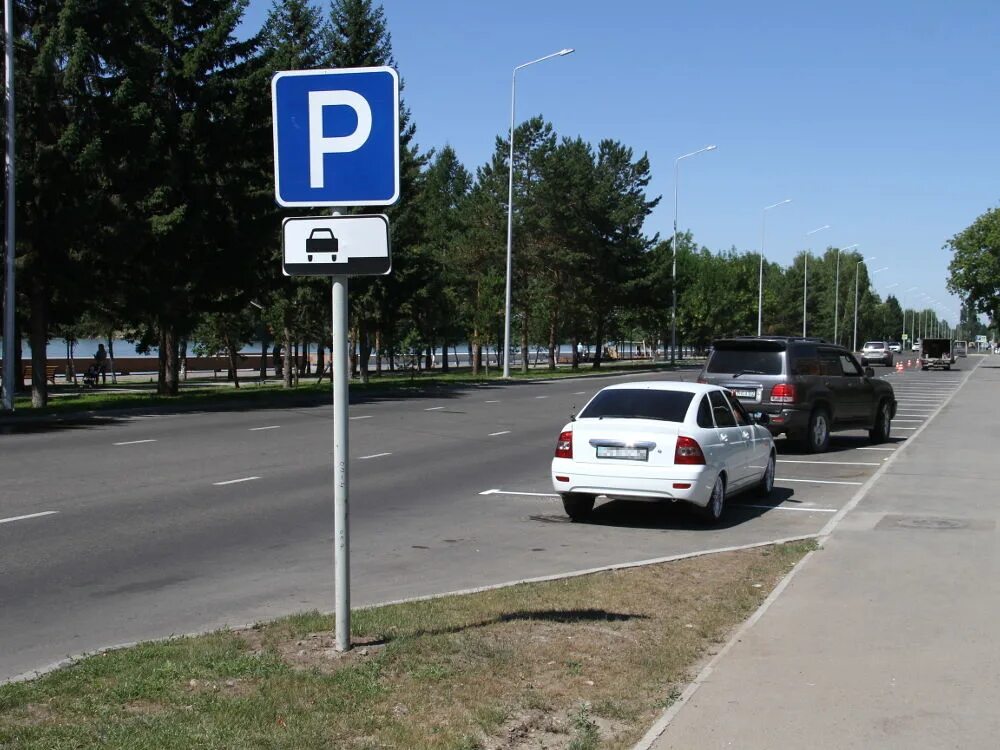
[632, 356, 986, 750]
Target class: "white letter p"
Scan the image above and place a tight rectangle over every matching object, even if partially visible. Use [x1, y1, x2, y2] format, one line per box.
[308, 90, 373, 189]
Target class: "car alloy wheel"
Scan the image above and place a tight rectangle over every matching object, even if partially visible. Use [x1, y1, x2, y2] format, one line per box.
[808, 410, 830, 453]
[869, 401, 891, 443]
[702, 475, 726, 523]
[759, 453, 775, 496]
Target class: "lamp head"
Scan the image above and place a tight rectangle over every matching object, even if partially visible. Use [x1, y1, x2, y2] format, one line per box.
[559, 48, 575, 56]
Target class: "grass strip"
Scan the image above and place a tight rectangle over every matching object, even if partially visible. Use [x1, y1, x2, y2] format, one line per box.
[0, 540, 813, 749]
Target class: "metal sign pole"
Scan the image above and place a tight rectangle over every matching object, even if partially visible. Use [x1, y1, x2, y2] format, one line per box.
[2, 0, 16, 412]
[332, 274, 351, 651]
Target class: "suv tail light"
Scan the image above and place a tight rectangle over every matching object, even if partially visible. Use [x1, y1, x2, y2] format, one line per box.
[555, 430, 573, 459]
[674, 436, 706, 465]
[770, 383, 797, 404]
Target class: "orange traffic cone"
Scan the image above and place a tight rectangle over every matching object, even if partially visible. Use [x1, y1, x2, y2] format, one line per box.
[896, 361, 904, 373]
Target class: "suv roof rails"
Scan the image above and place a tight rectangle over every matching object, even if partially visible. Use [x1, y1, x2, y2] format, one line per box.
[722, 335, 828, 343]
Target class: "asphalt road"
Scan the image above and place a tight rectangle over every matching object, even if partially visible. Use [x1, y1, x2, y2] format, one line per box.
[0, 361, 969, 681]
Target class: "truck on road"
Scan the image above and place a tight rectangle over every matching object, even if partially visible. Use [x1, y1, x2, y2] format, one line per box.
[918, 338, 955, 370]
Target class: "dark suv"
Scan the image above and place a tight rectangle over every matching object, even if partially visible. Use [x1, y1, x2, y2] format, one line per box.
[698, 336, 897, 452]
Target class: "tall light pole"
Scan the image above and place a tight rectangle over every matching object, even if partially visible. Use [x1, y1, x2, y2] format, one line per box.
[759, 199, 791, 335]
[833, 243, 859, 346]
[671, 144, 717, 363]
[502, 47, 574, 379]
[802, 225, 830, 336]
[2, 0, 15, 412]
[903, 286, 918, 347]
[853, 262, 886, 351]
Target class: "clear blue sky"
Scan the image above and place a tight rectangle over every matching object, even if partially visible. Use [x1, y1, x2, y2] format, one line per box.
[243, 0, 1000, 323]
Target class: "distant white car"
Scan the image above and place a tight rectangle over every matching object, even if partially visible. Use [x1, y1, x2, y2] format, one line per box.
[861, 341, 893, 366]
[888, 342, 902, 353]
[550, 381, 775, 524]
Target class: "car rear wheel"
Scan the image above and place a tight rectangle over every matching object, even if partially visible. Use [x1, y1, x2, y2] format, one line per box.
[758, 452, 775, 496]
[869, 400, 892, 443]
[561, 493, 595, 522]
[700, 475, 726, 524]
[806, 408, 830, 453]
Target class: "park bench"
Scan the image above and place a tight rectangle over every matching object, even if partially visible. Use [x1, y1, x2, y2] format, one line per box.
[23, 364, 60, 384]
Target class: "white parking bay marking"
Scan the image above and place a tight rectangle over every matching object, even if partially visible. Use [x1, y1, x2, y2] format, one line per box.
[489, 430, 511, 437]
[360, 452, 392, 460]
[778, 459, 880, 467]
[213, 476, 261, 486]
[574, 391, 587, 395]
[350, 415, 373, 421]
[893, 419, 923, 423]
[249, 425, 280, 431]
[894, 427, 918, 431]
[734, 503, 837, 514]
[480, 489, 558, 498]
[485, 400, 500, 404]
[777, 477, 864, 486]
[113, 439, 157, 446]
[857, 446, 896, 451]
[425, 406, 444, 411]
[535, 396, 548, 399]
[0, 511, 59, 525]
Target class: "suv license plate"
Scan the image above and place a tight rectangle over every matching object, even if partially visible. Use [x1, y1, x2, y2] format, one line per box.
[596, 446, 648, 461]
[733, 388, 757, 399]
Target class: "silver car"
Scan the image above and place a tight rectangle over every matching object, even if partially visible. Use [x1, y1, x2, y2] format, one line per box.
[861, 341, 893, 367]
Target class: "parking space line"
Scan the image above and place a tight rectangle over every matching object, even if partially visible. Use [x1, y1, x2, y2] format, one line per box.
[485, 400, 500, 403]
[249, 425, 280, 431]
[535, 396, 549, 399]
[425, 406, 444, 411]
[574, 391, 587, 395]
[778, 459, 880, 467]
[895, 427, 918, 431]
[359, 452, 392, 460]
[113, 439, 157, 446]
[0, 511, 59, 525]
[350, 415, 373, 421]
[857, 446, 896, 451]
[734, 504, 837, 514]
[777, 477, 864, 486]
[213, 476, 260, 486]
[480, 489, 557, 497]
[488, 430, 512, 437]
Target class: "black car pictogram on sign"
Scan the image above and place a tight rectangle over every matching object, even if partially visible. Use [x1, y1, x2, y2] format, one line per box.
[306, 228, 338, 262]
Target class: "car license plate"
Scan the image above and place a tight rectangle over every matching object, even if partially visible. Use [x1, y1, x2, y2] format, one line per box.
[733, 388, 757, 399]
[596, 446, 648, 461]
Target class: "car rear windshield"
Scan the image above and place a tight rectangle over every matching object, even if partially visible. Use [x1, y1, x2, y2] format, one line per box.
[706, 348, 783, 375]
[579, 389, 694, 422]
[863, 342, 885, 349]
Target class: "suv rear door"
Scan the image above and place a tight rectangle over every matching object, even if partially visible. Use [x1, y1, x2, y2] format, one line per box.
[702, 340, 786, 408]
[836, 350, 870, 422]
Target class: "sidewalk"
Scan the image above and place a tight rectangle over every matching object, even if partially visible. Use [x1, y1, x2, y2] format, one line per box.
[646, 357, 1000, 749]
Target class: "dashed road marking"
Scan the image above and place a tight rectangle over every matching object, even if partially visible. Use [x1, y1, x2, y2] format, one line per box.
[489, 430, 512, 437]
[360, 452, 392, 460]
[350, 415, 373, 421]
[425, 406, 444, 411]
[778, 459, 881, 467]
[113, 439, 157, 446]
[0, 511, 59, 525]
[857, 446, 896, 451]
[480, 489, 557, 497]
[249, 425, 280, 431]
[485, 400, 500, 403]
[213, 476, 261, 486]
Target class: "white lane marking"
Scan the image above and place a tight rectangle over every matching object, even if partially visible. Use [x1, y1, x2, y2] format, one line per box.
[425, 406, 444, 411]
[480, 489, 557, 497]
[0, 511, 59, 525]
[485, 400, 500, 404]
[535, 395, 549, 399]
[574, 391, 587, 395]
[893, 419, 923, 423]
[113, 439, 157, 446]
[350, 415, 373, 421]
[857, 446, 896, 451]
[777, 477, 864, 486]
[734, 504, 837, 514]
[778, 459, 880, 467]
[895, 427, 918, 430]
[488, 430, 512, 437]
[360, 452, 392, 460]
[896, 412, 932, 415]
[249, 425, 280, 431]
[213, 476, 260, 486]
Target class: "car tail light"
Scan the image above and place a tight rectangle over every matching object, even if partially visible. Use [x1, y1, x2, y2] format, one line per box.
[674, 436, 706, 465]
[555, 430, 573, 459]
[770, 383, 797, 404]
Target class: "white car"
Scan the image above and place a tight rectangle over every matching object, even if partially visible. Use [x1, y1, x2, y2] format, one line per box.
[551, 381, 776, 524]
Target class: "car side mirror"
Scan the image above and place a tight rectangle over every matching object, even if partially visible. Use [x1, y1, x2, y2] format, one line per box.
[753, 412, 770, 425]
[570, 413, 576, 422]
[864, 366, 875, 378]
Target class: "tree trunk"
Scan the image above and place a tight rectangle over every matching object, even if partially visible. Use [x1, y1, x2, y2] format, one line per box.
[66, 339, 76, 384]
[107, 335, 117, 385]
[260, 335, 268, 380]
[471, 336, 480, 375]
[425, 345, 432, 371]
[226, 335, 240, 389]
[359, 327, 372, 384]
[571, 335, 580, 371]
[29, 283, 48, 408]
[282, 327, 293, 388]
[520, 313, 529, 374]
[375, 329, 383, 376]
[548, 317, 558, 370]
[160, 323, 180, 396]
[441, 341, 450, 373]
[316, 345, 325, 381]
[592, 321, 606, 369]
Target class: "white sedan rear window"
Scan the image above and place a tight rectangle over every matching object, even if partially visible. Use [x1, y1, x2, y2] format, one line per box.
[864, 342, 885, 349]
[579, 389, 694, 422]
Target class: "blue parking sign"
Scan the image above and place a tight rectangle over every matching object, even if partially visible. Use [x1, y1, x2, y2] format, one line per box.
[271, 67, 400, 207]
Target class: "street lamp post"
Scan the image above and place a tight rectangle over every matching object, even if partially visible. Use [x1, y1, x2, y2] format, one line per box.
[759, 199, 792, 335]
[833, 243, 859, 346]
[671, 144, 717, 363]
[2, 0, 15, 412]
[802, 225, 830, 336]
[853, 262, 886, 351]
[903, 286, 918, 347]
[502, 47, 574, 379]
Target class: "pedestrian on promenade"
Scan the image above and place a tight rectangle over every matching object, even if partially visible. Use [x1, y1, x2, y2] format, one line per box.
[94, 344, 108, 385]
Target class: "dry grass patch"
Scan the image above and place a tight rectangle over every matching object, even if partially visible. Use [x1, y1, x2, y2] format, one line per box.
[0, 540, 813, 749]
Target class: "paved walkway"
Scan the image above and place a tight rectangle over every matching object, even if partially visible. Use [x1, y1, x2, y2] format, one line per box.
[647, 356, 1000, 749]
